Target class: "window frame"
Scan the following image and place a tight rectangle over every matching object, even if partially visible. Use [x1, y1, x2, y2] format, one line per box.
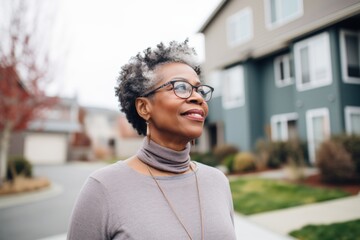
[274, 53, 294, 87]
[226, 7, 253, 47]
[264, 0, 303, 30]
[340, 29, 360, 84]
[208, 70, 223, 98]
[345, 106, 360, 135]
[222, 65, 245, 109]
[271, 112, 298, 141]
[294, 32, 333, 91]
[306, 108, 331, 164]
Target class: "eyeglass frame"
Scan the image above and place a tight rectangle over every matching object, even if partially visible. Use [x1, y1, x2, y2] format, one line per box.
[141, 79, 214, 102]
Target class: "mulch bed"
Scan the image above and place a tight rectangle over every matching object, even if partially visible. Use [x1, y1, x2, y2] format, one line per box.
[301, 174, 360, 195]
[0, 176, 51, 196]
[228, 168, 360, 196]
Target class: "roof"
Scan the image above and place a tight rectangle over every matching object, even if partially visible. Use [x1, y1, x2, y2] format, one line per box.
[83, 106, 121, 117]
[198, 0, 230, 33]
[28, 121, 81, 133]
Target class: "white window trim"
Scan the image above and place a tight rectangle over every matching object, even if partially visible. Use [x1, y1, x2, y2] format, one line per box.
[264, 0, 303, 30]
[222, 65, 245, 109]
[306, 108, 330, 164]
[274, 54, 293, 87]
[345, 106, 360, 134]
[294, 32, 333, 91]
[208, 70, 223, 98]
[340, 29, 360, 84]
[226, 7, 253, 47]
[271, 112, 298, 141]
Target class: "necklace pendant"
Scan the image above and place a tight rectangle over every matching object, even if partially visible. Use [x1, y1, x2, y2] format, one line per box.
[147, 164, 204, 240]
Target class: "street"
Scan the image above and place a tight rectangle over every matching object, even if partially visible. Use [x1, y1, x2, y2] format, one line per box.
[0, 162, 106, 240]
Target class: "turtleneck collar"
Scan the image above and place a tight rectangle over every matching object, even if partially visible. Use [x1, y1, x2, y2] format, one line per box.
[136, 138, 191, 174]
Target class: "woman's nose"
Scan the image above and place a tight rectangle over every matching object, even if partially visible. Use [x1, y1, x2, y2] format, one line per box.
[187, 89, 204, 104]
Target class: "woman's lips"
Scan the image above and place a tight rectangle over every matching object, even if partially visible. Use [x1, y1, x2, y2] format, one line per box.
[181, 109, 205, 121]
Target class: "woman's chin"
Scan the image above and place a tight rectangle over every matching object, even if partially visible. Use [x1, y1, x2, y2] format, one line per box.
[186, 130, 203, 140]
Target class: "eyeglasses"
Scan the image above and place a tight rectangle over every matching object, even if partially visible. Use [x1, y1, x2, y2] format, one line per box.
[141, 80, 214, 102]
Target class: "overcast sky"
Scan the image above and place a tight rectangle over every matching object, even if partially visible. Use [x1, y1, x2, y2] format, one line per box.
[49, 0, 221, 110]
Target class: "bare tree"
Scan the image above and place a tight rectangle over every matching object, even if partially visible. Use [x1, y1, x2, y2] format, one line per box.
[0, 0, 59, 185]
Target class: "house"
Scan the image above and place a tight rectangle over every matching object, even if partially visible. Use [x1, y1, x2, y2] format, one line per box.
[10, 97, 81, 164]
[199, 0, 360, 163]
[10, 98, 143, 164]
[82, 106, 142, 160]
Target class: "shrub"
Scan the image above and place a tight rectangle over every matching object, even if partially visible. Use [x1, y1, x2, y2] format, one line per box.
[212, 144, 239, 164]
[316, 135, 360, 183]
[255, 139, 270, 169]
[233, 152, 256, 173]
[222, 153, 236, 173]
[255, 139, 306, 168]
[190, 152, 218, 167]
[332, 134, 360, 174]
[7, 156, 33, 181]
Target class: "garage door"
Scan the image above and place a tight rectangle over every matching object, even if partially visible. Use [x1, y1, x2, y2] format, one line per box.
[24, 133, 67, 164]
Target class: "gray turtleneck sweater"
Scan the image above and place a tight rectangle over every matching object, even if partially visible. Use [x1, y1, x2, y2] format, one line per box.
[67, 161, 236, 240]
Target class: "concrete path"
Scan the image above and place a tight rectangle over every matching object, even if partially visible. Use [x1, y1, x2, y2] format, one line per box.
[234, 213, 295, 239]
[249, 194, 360, 235]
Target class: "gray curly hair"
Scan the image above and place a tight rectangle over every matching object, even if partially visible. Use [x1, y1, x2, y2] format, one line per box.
[115, 40, 201, 136]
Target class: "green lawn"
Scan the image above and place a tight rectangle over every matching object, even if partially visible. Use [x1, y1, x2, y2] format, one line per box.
[289, 219, 360, 240]
[230, 178, 350, 215]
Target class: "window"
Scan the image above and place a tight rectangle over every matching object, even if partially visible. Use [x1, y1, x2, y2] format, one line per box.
[271, 113, 298, 141]
[222, 65, 245, 109]
[227, 7, 253, 47]
[208, 70, 223, 98]
[345, 106, 360, 135]
[306, 108, 330, 164]
[294, 32, 333, 91]
[340, 30, 360, 84]
[274, 54, 293, 87]
[265, 0, 303, 29]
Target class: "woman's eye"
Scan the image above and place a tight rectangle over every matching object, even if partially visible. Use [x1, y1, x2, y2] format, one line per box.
[198, 89, 206, 96]
[174, 83, 188, 91]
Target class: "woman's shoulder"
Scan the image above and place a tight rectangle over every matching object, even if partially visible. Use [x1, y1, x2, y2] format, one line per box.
[90, 160, 130, 184]
[195, 162, 229, 182]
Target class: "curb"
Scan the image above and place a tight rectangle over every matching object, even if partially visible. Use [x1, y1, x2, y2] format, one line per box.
[0, 182, 63, 209]
[38, 233, 67, 240]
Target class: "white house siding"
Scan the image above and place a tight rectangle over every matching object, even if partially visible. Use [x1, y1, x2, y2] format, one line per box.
[116, 138, 143, 158]
[24, 133, 68, 164]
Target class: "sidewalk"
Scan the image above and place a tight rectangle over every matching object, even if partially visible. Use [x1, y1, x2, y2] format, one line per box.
[249, 194, 360, 236]
[234, 213, 295, 239]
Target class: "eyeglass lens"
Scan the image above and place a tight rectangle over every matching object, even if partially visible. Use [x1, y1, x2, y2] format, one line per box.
[173, 81, 212, 101]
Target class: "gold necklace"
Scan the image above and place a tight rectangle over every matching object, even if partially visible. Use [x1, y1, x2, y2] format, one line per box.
[146, 163, 204, 240]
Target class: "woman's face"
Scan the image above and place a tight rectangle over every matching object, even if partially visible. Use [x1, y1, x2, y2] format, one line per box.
[147, 62, 209, 147]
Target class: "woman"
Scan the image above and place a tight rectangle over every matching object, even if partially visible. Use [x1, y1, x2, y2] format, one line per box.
[67, 40, 236, 240]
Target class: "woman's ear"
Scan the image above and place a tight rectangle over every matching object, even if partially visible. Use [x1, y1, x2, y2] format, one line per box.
[135, 97, 152, 121]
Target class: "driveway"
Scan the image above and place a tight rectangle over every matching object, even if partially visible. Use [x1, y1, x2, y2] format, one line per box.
[0, 162, 106, 240]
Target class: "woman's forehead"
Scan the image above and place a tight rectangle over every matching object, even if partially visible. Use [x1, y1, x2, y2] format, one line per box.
[155, 62, 199, 83]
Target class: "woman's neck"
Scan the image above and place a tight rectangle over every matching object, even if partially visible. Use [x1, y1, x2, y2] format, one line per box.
[136, 137, 191, 174]
[149, 133, 190, 151]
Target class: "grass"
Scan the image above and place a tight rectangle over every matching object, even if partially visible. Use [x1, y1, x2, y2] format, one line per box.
[230, 178, 350, 215]
[289, 219, 360, 240]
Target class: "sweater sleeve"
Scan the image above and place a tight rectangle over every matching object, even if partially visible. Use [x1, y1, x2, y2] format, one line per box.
[67, 177, 110, 240]
[226, 178, 235, 226]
